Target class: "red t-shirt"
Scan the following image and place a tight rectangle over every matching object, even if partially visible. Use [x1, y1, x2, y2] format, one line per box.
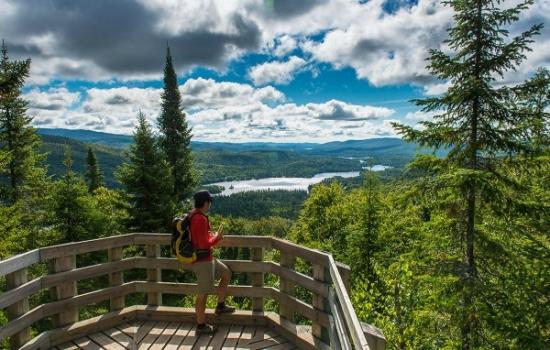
[189, 209, 220, 262]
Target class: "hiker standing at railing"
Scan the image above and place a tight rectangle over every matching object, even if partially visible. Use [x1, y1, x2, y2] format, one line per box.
[190, 190, 235, 334]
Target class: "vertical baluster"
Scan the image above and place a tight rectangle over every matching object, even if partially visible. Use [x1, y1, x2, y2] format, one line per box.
[51, 255, 78, 326]
[108, 247, 124, 310]
[5, 268, 31, 349]
[146, 244, 161, 306]
[251, 247, 264, 312]
[279, 251, 295, 321]
[312, 263, 330, 343]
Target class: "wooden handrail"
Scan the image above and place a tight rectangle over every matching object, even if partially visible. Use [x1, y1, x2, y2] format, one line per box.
[0, 234, 378, 350]
[328, 255, 370, 350]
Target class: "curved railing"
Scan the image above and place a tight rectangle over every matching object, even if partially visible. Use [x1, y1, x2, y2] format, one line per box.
[0, 234, 384, 350]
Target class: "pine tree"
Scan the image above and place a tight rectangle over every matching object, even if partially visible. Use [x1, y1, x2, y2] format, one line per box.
[52, 145, 99, 243]
[85, 147, 104, 193]
[392, 1, 542, 348]
[117, 112, 175, 232]
[158, 46, 196, 203]
[515, 67, 550, 152]
[0, 40, 43, 204]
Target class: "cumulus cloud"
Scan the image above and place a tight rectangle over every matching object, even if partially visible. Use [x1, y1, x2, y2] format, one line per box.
[1, 0, 261, 82]
[248, 56, 307, 85]
[27, 78, 397, 142]
[2, 0, 547, 88]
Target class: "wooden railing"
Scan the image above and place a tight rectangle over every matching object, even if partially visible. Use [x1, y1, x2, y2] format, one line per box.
[0, 234, 384, 350]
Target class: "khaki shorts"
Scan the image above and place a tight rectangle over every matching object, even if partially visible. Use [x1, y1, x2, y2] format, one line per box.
[194, 259, 230, 294]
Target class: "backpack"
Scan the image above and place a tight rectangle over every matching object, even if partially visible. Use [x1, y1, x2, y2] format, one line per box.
[171, 212, 210, 263]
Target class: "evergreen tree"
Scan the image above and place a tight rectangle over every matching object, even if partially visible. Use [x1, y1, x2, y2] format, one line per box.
[117, 112, 175, 232]
[392, 0, 542, 347]
[0, 40, 44, 204]
[158, 46, 196, 203]
[52, 145, 100, 243]
[85, 147, 104, 193]
[515, 67, 550, 152]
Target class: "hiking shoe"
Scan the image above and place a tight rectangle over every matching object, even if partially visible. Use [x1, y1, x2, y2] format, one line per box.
[196, 323, 216, 335]
[215, 304, 236, 315]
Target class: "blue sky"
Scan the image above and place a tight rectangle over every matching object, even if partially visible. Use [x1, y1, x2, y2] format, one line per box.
[2, 0, 548, 142]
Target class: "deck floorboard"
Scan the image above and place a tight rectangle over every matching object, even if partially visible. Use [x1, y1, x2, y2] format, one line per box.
[48, 322, 298, 350]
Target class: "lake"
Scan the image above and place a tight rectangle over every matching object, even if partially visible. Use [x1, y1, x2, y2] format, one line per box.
[206, 167, 390, 196]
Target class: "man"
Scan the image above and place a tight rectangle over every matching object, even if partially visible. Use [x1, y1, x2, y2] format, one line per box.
[190, 190, 235, 334]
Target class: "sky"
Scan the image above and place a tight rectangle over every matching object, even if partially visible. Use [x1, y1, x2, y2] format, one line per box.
[1, 0, 549, 143]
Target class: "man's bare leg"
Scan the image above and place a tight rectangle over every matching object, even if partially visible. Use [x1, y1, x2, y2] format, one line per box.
[215, 271, 235, 315]
[217, 271, 230, 302]
[196, 293, 207, 325]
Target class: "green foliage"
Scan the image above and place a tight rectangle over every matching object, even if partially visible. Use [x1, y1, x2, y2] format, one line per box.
[391, 0, 543, 347]
[0, 41, 46, 204]
[85, 147, 104, 193]
[116, 112, 175, 232]
[158, 47, 196, 202]
[50, 146, 104, 242]
[209, 190, 307, 220]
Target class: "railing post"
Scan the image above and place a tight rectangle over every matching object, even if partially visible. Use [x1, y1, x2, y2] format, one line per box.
[279, 251, 295, 321]
[312, 263, 330, 343]
[51, 255, 78, 326]
[5, 267, 31, 349]
[146, 244, 161, 306]
[108, 247, 124, 310]
[251, 247, 264, 312]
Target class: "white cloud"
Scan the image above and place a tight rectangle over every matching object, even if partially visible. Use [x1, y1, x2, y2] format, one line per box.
[271, 35, 298, 56]
[28, 78, 397, 142]
[248, 56, 307, 85]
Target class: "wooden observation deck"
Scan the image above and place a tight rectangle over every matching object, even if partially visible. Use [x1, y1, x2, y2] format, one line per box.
[0, 234, 385, 350]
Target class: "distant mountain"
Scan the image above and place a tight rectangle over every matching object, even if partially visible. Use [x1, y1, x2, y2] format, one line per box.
[39, 134, 125, 188]
[37, 128, 437, 157]
[38, 128, 133, 149]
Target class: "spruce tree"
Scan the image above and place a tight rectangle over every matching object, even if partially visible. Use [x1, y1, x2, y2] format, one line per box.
[158, 46, 196, 203]
[117, 112, 175, 232]
[52, 145, 99, 243]
[85, 147, 104, 193]
[392, 0, 542, 348]
[515, 67, 550, 152]
[0, 40, 43, 204]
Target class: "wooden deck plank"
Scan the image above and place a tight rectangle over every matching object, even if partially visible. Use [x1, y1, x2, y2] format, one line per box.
[88, 332, 126, 350]
[102, 327, 133, 348]
[46, 315, 301, 350]
[207, 324, 230, 349]
[221, 324, 243, 350]
[72, 337, 102, 350]
[266, 343, 296, 350]
[164, 323, 193, 350]
[138, 321, 168, 350]
[237, 326, 256, 348]
[135, 320, 157, 346]
[178, 325, 199, 350]
[191, 329, 214, 350]
[148, 322, 179, 350]
[116, 321, 139, 338]
[55, 342, 80, 350]
[250, 335, 288, 350]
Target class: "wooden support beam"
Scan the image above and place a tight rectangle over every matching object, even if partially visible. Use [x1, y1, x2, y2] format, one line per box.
[108, 247, 124, 311]
[278, 251, 296, 321]
[312, 263, 330, 344]
[251, 247, 264, 312]
[5, 268, 31, 350]
[146, 244, 162, 306]
[51, 255, 78, 327]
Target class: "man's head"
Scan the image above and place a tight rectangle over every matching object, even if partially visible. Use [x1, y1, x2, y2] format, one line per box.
[193, 190, 213, 211]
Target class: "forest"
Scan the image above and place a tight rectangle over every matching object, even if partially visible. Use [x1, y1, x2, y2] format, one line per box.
[1, 0, 549, 349]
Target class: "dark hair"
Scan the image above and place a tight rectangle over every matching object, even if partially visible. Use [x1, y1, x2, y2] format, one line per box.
[193, 190, 213, 208]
